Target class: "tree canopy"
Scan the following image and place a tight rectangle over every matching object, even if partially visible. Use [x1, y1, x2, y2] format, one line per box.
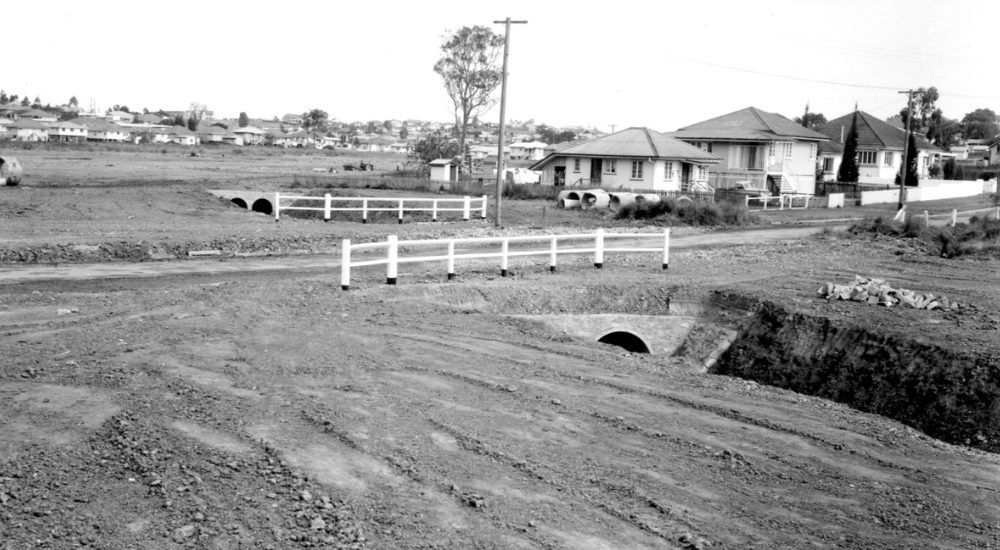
[894, 133, 919, 187]
[0, 91, 7, 104]
[535, 124, 576, 144]
[301, 109, 330, 135]
[408, 132, 461, 167]
[434, 25, 504, 169]
[837, 112, 860, 183]
[238, 112, 249, 128]
[793, 103, 826, 128]
[961, 108, 999, 141]
[69, 96, 78, 107]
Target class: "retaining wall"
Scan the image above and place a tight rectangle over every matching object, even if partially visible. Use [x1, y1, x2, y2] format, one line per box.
[859, 180, 985, 205]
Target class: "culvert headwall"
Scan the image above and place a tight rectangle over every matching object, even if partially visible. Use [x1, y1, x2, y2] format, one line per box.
[712, 298, 1000, 453]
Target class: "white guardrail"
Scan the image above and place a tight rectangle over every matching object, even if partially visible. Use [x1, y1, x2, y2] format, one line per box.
[273, 193, 488, 224]
[744, 194, 810, 211]
[340, 228, 670, 290]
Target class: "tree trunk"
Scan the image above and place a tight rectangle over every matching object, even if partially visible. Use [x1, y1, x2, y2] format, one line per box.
[458, 109, 470, 173]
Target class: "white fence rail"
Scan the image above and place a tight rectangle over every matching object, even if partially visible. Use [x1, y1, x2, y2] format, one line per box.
[340, 228, 670, 290]
[744, 194, 811, 211]
[273, 193, 488, 224]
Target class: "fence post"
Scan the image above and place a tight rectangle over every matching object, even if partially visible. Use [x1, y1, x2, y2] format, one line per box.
[745, 196, 749, 209]
[274, 192, 281, 222]
[362, 199, 368, 224]
[398, 200, 404, 224]
[324, 194, 331, 222]
[481, 195, 488, 220]
[463, 196, 471, 221]
[447, 241, 455, 280]
[500, 238, 509, 277]
[340, 239, 351, 290]
[951, 209, 957, 227]
[594, 228, 604, 269]
[924, 210, 930, 226]
[662, 228, 670, 270]
[386, 235, 398, 285]
[549, 236, 558, 273]
[779, 195, 784, 210]
[432, 200, 438, 222]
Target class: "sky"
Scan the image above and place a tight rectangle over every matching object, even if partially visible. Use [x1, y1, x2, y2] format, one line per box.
[5, 0, 999, 132]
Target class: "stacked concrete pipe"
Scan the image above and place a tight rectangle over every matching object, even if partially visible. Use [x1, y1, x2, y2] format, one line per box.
[581, 190, 610, 210]
[608, 193, 638, 212]
[557, 190, 581, 209]
[635, 193, 661, 205]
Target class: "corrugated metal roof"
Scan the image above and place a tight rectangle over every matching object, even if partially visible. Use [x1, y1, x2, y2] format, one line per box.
[542, 127, 720, 161]
[670, 107, 829, 142]
[813, 111, 941, 152]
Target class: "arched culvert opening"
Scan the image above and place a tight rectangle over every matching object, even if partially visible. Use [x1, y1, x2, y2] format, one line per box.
[251, 198, 273, 215]
[231, 197, 248, 209]
[598, 331, 650, 354]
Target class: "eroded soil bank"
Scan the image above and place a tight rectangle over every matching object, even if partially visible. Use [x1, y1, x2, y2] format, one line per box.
[712, 292, 1000, 453]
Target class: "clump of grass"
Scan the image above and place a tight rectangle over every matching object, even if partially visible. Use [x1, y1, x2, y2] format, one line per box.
[614, 198, 760, 226]
[503, 184, 561, 201]
[848, 214, 1000, 258]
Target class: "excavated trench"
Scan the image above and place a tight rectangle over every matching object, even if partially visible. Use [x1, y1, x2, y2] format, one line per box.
[424, 284, 1000, 453]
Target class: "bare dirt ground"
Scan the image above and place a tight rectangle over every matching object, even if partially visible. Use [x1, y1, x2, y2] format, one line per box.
[2, 146, 1000, 549]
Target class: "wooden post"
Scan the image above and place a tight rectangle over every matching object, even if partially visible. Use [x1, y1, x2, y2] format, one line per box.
[447, 241, 455, 280]
[951, 209, 957, 227]
[386, 235, 398, 285]
[362, 199, 368, 224]
[662, 228, 670, 270]
[463, 196, 471, 221]
[398, 200, 404, 224]
[324, 193, 331, 222]
[340, 240, 351, 290]
[432, 200, 438, 222]
[481, 195, 488, 220]
[924, 210, 930, 226]
[549, 235, 557, 273]
[594, 228, 604, 269]
[500, 238, 509, 277]
[274, 192, 281, 222]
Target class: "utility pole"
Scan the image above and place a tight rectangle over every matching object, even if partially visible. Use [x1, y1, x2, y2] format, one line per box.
[898, 89, 914, 211]
[610, 124, 617, 133]
[493, 17, 527, 228]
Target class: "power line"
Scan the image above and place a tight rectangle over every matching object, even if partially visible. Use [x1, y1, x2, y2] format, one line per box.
[665, 55, 1000, 100]
[783, 32, 982, 64]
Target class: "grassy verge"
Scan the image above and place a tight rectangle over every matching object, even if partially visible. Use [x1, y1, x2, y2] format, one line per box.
[847, 215, 1000, 258]
[613, 198, 761, 226]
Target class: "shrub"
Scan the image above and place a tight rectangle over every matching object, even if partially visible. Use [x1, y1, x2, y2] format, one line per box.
[614, 198, 759, 226]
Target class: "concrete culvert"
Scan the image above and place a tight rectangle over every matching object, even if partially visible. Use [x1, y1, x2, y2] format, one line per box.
[1, 156, 23, 186]
[598, 331, 651, 354]
[559, 191, 582, 209]
[581, 191, 610, 210]
[635, 194, 661, 205]
[251, 198, 273, 215]
[231, 198, 248, 209]
[675, 196, 694, 206]
[609, 193, 637, 212]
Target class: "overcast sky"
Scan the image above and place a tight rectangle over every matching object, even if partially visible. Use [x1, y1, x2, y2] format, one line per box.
[5, 0, 998, 132]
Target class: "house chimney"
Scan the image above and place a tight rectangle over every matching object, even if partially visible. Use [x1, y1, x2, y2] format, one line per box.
[840, 126, 844, 144]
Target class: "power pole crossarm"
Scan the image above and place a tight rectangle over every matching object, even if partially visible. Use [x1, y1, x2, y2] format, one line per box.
[492, 18, 527, 229]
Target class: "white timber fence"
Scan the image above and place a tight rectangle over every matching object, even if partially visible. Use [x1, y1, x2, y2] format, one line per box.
[340, 228, 671, 290]
[273, 192, 488, 224]
[745, 194, 811, 211]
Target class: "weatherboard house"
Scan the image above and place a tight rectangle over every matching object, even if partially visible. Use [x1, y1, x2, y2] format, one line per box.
[813, 111, 944, 184]
[528, 127, 720, 190]
[667, 107, 829, 195]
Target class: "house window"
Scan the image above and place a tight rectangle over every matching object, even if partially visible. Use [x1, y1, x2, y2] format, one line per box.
[698, 142, 712, 153]
[697, 165, 707, 179]
[664, 161, 674, 180]
[784, 143, 793, 160]
[631, 161, 643, 179]
[809, 143, 816, 160]
[883, 152, 894, 166]
[605, 159, 617, 174]
[573, 158, 580, 172]
[823, 158, 834, 173]
[729, 144, 766, 170]
[768, 143, 776, 157]
[858, 151, 877, 165]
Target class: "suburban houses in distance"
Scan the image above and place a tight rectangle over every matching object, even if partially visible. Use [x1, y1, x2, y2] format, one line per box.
[666, 107, 830, 196]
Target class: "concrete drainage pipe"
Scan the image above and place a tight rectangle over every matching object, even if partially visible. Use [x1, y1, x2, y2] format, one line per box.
[581, 191, 610, 210]
[609, 193, 637, 212]
[635, 194, 661, 205]
[559, 190, 582, 209]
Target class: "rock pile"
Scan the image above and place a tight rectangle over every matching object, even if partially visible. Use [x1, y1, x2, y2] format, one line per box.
[817, 276, 961, 310]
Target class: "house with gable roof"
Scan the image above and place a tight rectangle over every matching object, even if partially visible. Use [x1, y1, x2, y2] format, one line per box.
[528, 127, 720, 189]
[667, 107, 829, 195]
[813, 111, 945, 184]
[47, 120, 87, 142]
[6, 119, 49, 141]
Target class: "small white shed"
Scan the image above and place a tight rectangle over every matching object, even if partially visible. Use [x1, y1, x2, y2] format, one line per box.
[430, 158, 459, 182]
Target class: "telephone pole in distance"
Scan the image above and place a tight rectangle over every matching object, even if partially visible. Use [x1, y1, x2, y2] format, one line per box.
[493, 17, 527, 228]
[898, 89, 914, 211]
